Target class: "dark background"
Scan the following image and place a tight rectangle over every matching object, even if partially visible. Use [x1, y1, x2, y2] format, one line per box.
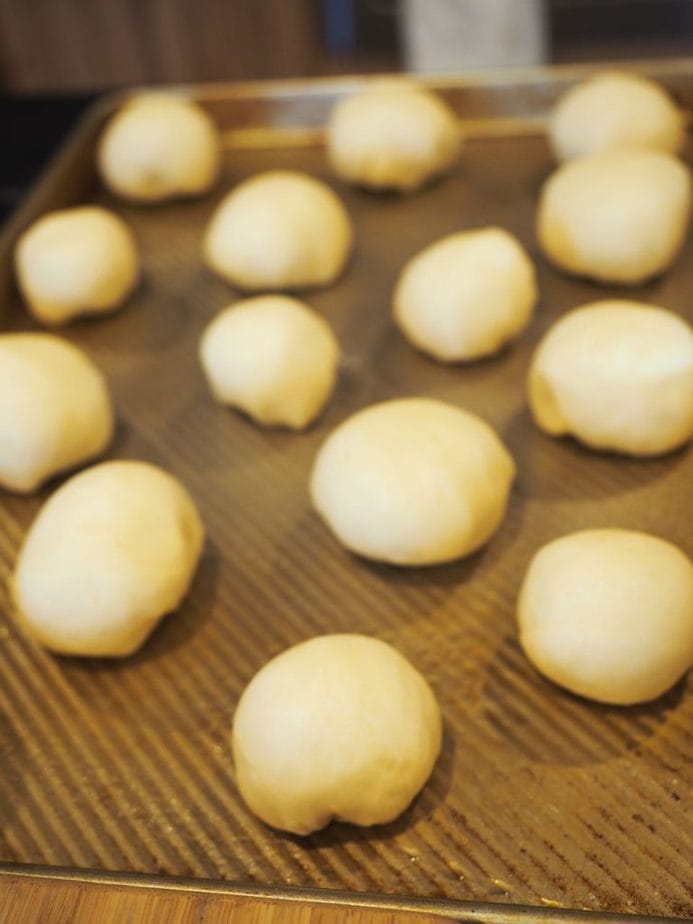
[1, 1, 693, 92]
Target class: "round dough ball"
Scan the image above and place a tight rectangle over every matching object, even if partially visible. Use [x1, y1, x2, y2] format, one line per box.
[310, 398, 515, 566]
[528, 300, 693, 456]
[203, 171, 353, 291]
[12, 461, 204, 657]
[0, 334, 114, 493]
[15, 206, 139, 325]
[549, 71, 684, 163]
[536, 148, 691, 284]
[97, 94, 221, 202]
[232, 633, 442, 834]
[518, 530, 693, 705]
[199, 295, 340, 429]
[326, 81, 461, 192]
[393, 227, 537, 362]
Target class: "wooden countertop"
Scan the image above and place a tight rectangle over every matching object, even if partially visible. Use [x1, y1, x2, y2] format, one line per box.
[1, 868, 678, 924]
[0, 868, 462, 924]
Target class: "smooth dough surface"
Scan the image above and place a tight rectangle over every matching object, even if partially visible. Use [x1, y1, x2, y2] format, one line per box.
[15, 206, 139, 325]
[98, 94, 221, 201]
[12, 461, 204, 657]
[326, 81, 461, 192]
[393, 227, 537, 362]
[199, 295, 340, 429]
[231, 633, 442, 834]
[549, 71, 684, 162]
[536, 148, 690, 284]
[0, 334, 114, 493]
[518, 530, 693, 705]
[528, 300, 693, 456]
[203, 171, 353, 291]
[310, 398, 515, 566]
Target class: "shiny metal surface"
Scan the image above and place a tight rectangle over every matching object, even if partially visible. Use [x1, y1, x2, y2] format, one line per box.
[0, 62, 691, 918]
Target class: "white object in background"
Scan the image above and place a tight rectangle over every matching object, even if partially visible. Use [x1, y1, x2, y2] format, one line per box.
[402, 0, 547, 72]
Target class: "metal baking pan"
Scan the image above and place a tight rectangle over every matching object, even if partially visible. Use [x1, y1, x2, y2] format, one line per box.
[0, 61, 691, 920]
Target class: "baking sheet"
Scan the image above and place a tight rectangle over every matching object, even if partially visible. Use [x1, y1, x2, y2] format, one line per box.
[0, 63, 691, 919]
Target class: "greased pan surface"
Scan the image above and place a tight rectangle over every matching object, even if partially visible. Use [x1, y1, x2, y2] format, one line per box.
[0, 64, 691, 918]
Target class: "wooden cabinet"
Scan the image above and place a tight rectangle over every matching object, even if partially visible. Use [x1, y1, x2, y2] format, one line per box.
[0, 0, 325, 92]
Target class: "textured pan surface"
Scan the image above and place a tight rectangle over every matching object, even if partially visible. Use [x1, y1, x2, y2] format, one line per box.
[0, 68, 691, 918]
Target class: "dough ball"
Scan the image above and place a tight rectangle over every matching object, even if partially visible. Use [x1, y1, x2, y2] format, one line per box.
[310, 398, 515, 566]
[97, 94, 221, 202]
[528, 300, 693, 456]
[518, 530, 693, 705]
[15, 206, 139, 325]
[0, 334, 113, 493]
[199, 295, 340, 429]
[326, 81, 461, 192]
[12, 461, 204, 657]
[203, 171, 353, 291]
[536, 148, 690, 284]
[393, 227, 536, 362]
[231, 633, 442, 834]
[549, 71, 684, 163]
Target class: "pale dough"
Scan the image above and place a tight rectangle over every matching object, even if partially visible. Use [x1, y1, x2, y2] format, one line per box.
[536, 148, 690, 284]
[203, 171, 353, 291]
[12, 461, 204, 657]
[15, 206, 139, 325]
[199, 295, 340, 429]
[0, 334, 114, 493]
[326, 81, 461, 192]
[231, 633, 442, 834]
[528, 300, 693, 456]
[393, 227, 537, 362]
[97, 94, 221, 202]
[310, 398, 515, 566]
[518, 529, 693, 705]
[549, 71, 684, 162]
